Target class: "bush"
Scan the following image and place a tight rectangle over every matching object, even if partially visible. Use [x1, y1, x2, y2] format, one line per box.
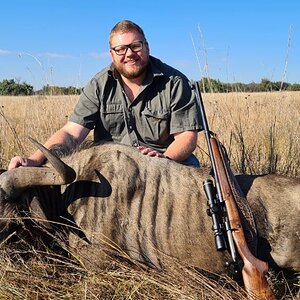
[38, 85, 82, 95]
[198, 78, 297, 93]
[287, 83, 300, 91]
[0, 79, 34, 96]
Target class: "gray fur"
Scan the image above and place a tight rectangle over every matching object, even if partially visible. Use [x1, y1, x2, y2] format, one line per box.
[0, 143, 299, 273]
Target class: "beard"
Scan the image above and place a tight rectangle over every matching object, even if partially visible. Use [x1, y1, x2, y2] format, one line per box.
[113, 58, 149, 80]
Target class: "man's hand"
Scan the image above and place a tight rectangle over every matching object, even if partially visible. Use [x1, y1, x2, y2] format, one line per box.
[8, 156, 41, 170]
[136, 146, 167, 158]
[8, 122, 90, 171]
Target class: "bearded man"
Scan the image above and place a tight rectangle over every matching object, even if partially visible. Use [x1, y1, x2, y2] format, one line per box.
[9, 20, 202, 170]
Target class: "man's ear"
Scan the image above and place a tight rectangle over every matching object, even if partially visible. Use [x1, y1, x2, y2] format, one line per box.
[145, 40, 150, 52]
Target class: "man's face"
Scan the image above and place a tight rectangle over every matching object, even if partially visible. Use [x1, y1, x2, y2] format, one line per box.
[110, 31, 149, 80]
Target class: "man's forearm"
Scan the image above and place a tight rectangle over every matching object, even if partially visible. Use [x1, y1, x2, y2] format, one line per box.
[29, 122, 90, 165]
[164, 131, 198, 162]
[28, 129, 73, 164]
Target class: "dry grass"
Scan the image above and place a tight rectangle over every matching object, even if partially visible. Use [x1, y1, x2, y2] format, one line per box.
[0, 92, 299, 299]
[195, 91, 300, 176]
[0, 95, 74, 168]
[0, 92, 299, 176]
[0, 249, 245, 299]
[0, 235, 298, 300]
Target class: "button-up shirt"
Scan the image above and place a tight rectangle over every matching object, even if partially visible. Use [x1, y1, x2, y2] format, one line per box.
[70, 56, 202, 153]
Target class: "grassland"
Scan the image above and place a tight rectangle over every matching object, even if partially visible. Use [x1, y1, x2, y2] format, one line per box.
[0, 92, 299, 176]
[0, 92, 299, 299]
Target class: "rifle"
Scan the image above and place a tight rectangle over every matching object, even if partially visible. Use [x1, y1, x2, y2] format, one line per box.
[193, 81, 277, 300]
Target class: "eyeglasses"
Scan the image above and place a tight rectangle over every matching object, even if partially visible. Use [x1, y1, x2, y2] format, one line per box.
[111, 40, 144, 56]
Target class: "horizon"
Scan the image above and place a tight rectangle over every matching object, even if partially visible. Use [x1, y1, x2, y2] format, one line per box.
[8, 76, 298, 92]
[1, 1, 299, 90]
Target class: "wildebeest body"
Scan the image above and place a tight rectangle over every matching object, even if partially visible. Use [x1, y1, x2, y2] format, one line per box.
[0, 142, 299, 274]
[62, 145, 226, 271]
[236, 174, 300, 271]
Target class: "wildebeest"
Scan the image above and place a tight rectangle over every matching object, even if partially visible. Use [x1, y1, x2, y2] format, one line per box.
[0, 141, 299, 278]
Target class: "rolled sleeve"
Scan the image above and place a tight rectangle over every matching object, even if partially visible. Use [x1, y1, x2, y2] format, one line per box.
[69, 79, 100, 130]
[169, 78, 202, 134]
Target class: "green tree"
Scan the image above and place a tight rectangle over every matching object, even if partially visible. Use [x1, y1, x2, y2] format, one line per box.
[0, 79, 34, 96]
[39, 85, 81, 95]
[287, 83, 300, 91]
[260, 78, 282, 92]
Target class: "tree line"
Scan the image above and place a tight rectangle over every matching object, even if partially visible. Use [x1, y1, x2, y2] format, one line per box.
[0, 79, 81, 96]
[0, 78, 300, 96]
[199, 78, 300, 93]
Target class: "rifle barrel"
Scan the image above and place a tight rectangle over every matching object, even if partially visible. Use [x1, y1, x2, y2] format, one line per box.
[193, 82, 223, 201]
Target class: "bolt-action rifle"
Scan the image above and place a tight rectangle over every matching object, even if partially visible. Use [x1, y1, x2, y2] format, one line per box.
[193, 81, 276, 300]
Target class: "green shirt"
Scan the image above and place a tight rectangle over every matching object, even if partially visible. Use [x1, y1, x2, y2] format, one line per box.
[70, 56, 202, 153]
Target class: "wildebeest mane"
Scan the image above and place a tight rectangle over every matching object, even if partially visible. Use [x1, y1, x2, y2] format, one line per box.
[48, 135, 117, 158]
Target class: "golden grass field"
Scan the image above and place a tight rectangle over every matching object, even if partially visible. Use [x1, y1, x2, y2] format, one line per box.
[0, 92, 299, 176]
[0, 92, 299, 299]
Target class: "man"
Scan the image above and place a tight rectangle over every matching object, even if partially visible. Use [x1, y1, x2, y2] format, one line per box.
[9, 20, 202, 170]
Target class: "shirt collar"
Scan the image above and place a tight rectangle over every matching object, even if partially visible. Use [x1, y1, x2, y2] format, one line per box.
[148, 56, 164, 78]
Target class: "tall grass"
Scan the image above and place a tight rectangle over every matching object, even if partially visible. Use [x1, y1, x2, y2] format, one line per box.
[0, 232, 298, 299]
[0, 95, 74, 168]
[0, 92, 299, 176]
[0, 242, 249, 299]
[195, 91, 300, 176]
[0, 93, 299, 299]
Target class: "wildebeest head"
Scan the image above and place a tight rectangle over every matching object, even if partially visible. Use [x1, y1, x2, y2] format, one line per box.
[0, 138, 76, 240]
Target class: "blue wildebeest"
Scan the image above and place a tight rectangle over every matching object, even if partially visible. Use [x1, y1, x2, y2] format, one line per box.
[0, 141, 299, 278]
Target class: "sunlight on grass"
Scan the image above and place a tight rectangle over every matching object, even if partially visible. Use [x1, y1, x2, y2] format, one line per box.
[0, 92, 299, 299]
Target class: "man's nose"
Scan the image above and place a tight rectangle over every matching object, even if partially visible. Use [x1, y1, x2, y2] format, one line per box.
[126, 47, 135, 56]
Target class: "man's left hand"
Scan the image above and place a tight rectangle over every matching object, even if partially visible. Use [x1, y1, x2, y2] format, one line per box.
[136, 146, 166, 158]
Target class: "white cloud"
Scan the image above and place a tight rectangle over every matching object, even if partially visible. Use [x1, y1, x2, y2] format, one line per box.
[86, 51, 110, 59]
[41, 52, 75, 59]
[0, 49, 14, 55]
[0, 49, 110, 61]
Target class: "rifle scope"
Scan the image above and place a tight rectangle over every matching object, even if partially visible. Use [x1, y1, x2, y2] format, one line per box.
[203, 179, 227, 251]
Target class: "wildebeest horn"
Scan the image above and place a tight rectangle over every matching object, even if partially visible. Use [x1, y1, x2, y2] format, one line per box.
[0, 138, 76, 198]
[28, 137, 76, 184]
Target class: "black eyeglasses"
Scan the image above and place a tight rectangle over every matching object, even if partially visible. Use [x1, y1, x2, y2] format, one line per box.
[111, 40, 144, 56]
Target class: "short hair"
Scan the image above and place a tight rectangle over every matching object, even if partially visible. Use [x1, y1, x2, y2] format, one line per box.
[109, 20, 146, 47]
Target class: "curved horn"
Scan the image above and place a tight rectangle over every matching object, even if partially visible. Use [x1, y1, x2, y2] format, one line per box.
[28, 137, 76, 184]
[0, 138, 76, 198]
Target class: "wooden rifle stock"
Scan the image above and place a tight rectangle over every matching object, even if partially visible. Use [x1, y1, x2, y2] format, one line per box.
[211, 137, 277, 300]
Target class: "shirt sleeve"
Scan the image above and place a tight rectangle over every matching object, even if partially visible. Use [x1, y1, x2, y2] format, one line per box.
[69, 78, 100, 130]
[169, 77, 203, 134]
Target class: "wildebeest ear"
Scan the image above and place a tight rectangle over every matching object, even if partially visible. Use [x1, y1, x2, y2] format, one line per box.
[0, 169, 6, 175]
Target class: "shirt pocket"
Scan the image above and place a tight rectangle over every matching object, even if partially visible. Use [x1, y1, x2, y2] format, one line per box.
[141, 109, 170, 143]
[100, 103, 124, 135]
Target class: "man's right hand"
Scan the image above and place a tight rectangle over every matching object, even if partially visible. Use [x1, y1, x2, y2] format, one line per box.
[8, 122, 90, 171]
[8, 156, 41, 170]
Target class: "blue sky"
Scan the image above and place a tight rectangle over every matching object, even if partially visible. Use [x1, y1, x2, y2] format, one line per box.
[1, 0, 299, 90]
